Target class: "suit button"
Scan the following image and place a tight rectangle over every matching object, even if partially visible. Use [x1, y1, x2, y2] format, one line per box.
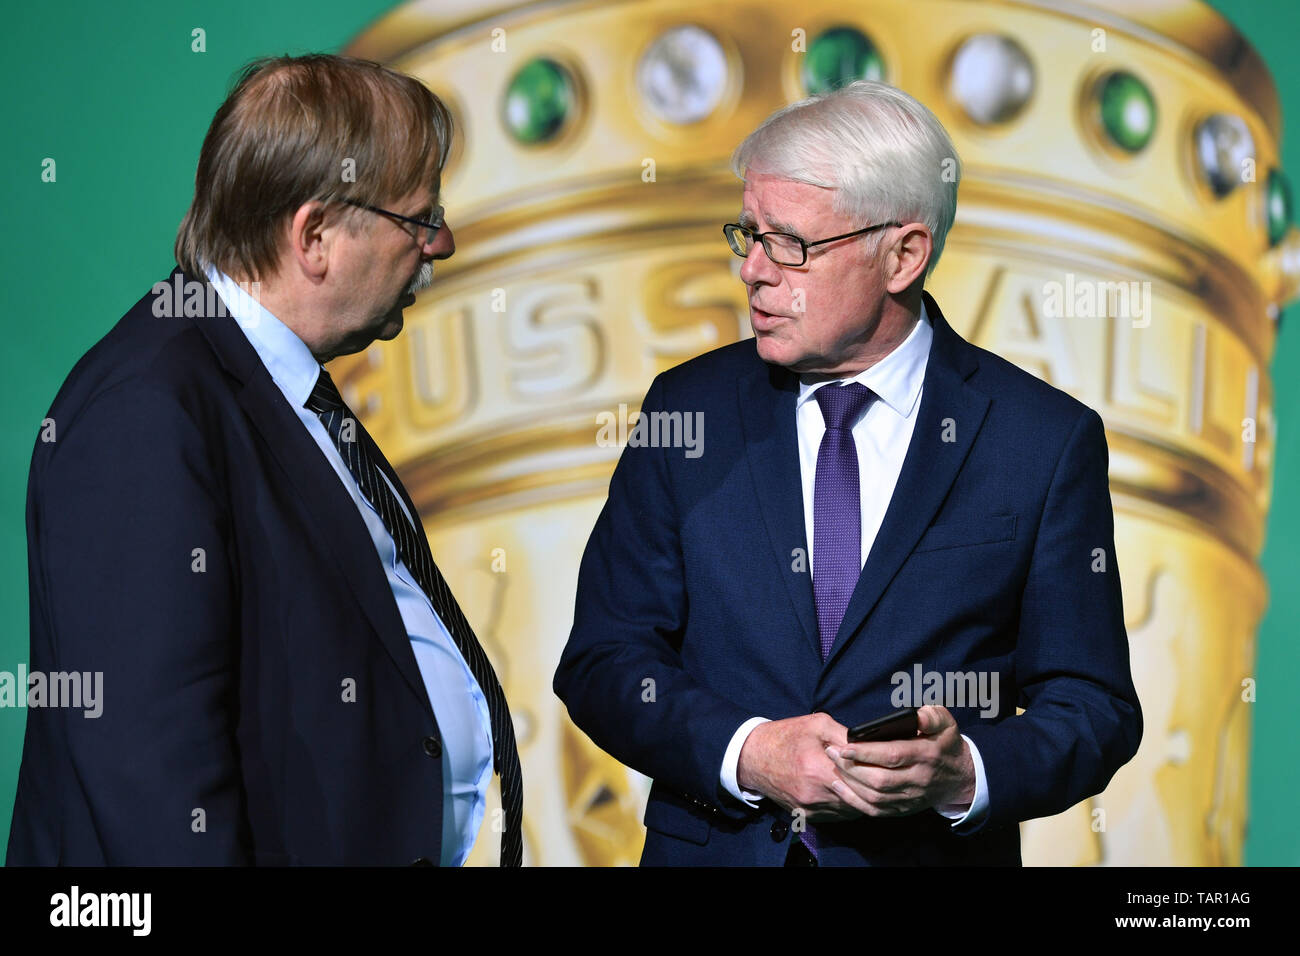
[410, 857, 434, 866]
[771, 820, 789, 841]
[422, 736, 442, 758]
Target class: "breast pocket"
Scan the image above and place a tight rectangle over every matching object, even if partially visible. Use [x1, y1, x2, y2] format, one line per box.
[912, 514, 1018, 553]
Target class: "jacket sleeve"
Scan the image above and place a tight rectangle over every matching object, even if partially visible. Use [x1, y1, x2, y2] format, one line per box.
[31, 380, 252, 863]
[554, 374, 755, 815]
[960, 406, 1143, 831]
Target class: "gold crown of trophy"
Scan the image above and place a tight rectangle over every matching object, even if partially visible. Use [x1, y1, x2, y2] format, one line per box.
[342, 0, 1298, 865]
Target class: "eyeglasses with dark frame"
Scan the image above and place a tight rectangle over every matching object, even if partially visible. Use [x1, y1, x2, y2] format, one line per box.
[344, 199, 446, 246]
[722, 220, 902, 267]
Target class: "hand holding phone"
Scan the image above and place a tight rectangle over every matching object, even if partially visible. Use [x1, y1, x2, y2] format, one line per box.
[846, 707, 919, 743]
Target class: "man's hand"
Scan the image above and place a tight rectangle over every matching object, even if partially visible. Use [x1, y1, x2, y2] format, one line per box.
[825, 706, 975, 817]
[736, 713, 862, 821]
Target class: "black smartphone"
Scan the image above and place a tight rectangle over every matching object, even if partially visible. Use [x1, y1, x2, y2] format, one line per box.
[847, 707, 919, 743]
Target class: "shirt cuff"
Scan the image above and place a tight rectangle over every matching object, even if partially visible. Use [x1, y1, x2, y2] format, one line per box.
[935, 734, 989, 828]
[720, 716, 771, 807]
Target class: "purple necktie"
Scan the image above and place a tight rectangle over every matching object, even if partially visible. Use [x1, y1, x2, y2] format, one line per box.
[802, 381, 875, 860]
[813, 382, 875, 658]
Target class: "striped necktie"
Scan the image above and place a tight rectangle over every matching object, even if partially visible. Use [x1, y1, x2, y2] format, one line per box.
[306, 367, 524, 867]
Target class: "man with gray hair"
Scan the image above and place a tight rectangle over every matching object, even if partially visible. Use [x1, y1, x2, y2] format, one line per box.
[10, 54, 522, 867]
[556, 81, 1141, 866]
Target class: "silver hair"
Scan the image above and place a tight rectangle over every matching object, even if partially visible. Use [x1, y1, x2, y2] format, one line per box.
[730, 80, 960, 279]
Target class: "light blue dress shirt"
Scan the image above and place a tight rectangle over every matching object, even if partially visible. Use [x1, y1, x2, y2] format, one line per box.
[207, 268, 493, 866]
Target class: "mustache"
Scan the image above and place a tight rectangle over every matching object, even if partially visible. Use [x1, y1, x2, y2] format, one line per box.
[407, 260, 434, 295]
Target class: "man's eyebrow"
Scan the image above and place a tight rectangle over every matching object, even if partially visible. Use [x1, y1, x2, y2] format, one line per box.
[765, 217, 803, 236]
[737, 211, 803, 236]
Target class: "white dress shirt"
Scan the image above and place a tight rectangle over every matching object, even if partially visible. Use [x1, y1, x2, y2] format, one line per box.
[207, 268, 493, 866]
[719, 300, 990, 829]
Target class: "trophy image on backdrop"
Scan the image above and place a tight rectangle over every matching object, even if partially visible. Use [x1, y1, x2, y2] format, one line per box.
[331, 0, 1295, 865]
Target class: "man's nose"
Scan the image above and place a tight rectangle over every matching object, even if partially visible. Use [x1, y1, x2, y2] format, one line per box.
[738, 240, 776, 286]
[425, 220, 455, 260]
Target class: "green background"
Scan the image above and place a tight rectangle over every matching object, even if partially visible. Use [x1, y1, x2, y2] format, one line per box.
[0, 0, 1295, 864]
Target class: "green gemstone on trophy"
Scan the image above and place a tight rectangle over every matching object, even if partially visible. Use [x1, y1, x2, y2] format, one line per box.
[1266, 169, 1292, 247]
[802, 27, 884, 95]
[1098, 71, 1156, 153]
[503, 58, 573, 143]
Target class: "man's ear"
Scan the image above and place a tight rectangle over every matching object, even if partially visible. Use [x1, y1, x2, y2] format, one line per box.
[884, 222, 933, 295]
[286, 201, 332, 281]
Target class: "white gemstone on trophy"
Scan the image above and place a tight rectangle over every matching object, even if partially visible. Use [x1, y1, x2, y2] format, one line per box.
[950, 34, 1034, 125]
[637, 25, 728, 125]
[1196, 113, 1255, 197]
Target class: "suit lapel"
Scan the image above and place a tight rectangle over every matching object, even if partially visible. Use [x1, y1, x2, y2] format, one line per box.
[182, 269, 435, 719]
[738, 361, 821, 658]
[821, 292, 990, 672]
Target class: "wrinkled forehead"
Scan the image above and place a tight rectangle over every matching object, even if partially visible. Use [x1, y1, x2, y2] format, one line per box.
[740, 173, 837, 230]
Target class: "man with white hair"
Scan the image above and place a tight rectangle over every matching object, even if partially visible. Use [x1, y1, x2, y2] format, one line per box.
[556, 81, 1142, 866]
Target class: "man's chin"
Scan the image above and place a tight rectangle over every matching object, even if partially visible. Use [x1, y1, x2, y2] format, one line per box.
[754, 332, 799, 367]
[376, 310, 405, 341]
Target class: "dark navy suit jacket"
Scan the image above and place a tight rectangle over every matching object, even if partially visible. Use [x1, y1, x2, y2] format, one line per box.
[554, 291, 1142, 866]
[8, 268, 448, 865]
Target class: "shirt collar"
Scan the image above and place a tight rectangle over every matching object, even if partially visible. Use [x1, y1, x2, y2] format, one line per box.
[205, 267, 323, 408]
[795, 298, 932, 419]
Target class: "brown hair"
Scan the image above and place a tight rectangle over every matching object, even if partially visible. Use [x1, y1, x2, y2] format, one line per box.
[175, 54, 452, 281]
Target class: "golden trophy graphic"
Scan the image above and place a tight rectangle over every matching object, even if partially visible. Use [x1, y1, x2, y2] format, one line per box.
[341, 0, 1297, 864]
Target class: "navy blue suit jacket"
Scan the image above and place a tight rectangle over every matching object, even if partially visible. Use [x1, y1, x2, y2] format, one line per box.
[8, 269, 448, 865]
[554, 291, 1142, 866]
